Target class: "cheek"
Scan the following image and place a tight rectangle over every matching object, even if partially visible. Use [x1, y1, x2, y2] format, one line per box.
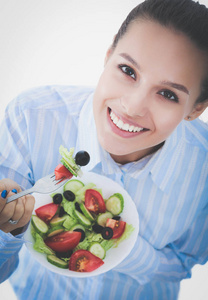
[153, 106, 185, 135]
[95, 67, 121, 101]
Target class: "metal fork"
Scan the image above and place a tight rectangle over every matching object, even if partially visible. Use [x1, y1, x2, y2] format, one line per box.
[6, 173, 69, 204]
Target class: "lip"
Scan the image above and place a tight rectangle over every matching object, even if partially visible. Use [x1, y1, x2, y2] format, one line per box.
[107, 108, 149, 138]
[110, 108, 144, 128]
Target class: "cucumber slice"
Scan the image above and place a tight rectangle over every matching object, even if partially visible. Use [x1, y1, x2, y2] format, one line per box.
[73, 209, 92, 228]
[70, 223, 86, 232]
[97, 212, 113, 227]
[61, 160, 78, 176]
[47, 255, 68, 269]
[31, 215, 48, 235]
[105, 193, 124, 215]
[88, 242, 106, 259]
[47, 226, 64, 237]
[80, 203, 95, 221]
[50, 215, 68, 227]
[63, 179, 84, 193]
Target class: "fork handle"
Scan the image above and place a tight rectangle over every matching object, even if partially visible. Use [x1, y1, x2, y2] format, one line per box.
[6, 187, 34, 204]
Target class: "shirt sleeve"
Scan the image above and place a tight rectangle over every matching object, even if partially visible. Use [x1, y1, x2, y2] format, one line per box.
[0, 98, 33, 281]
[0, 230, 24, 283]
[114, 204, 208, 284]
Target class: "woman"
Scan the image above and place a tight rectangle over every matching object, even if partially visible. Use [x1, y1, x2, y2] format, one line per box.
[0, 0, 208, 299]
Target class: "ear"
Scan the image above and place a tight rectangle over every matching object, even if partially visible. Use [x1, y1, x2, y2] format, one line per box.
[185, 101, 208, 121]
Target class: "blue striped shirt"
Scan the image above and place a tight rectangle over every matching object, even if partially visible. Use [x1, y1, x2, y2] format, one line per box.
[0, 85, 208, 300]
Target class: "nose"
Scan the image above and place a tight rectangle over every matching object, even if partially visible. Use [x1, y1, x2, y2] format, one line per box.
[120, 88, 149, 117]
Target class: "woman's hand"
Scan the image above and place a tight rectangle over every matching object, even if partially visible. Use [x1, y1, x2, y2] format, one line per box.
[0, 179, 35, 233]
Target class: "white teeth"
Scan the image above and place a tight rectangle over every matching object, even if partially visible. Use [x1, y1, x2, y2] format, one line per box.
[110, 111, 143, 132]
[129, 125, 134, 132]
[122, 123, 129, 131]
[113, 116, 119, 125]
[117, 120, 123, 129]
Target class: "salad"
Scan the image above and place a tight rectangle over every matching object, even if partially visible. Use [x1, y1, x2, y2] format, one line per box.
[31, 178, 134, 272]
[30, 146, 134, 273]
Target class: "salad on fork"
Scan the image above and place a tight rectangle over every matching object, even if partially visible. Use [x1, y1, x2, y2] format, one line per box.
[29, 145, 135, 273]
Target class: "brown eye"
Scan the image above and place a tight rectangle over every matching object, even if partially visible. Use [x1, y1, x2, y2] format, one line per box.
[119, 64, 136, 80]
[158, 90, 179, 103]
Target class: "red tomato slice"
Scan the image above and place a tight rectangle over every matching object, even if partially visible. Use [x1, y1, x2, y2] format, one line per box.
[44, 231, 81, 252]
[106, 218, 126, 239]
[69, 250, 104, 272]
[85, 189, 106, 214]
[54, 164, 73, 180]
[35, 203, 59, 223]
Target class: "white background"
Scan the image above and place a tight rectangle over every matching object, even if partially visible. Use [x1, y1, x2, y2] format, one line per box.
[0, 0, 208, 299]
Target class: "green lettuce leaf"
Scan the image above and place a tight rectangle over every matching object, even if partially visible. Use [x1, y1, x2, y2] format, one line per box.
[62, 215, 77, 230]
[33, 233, 54, 255]
[61, 198, 75, 216]
[59, 145, 80, 175]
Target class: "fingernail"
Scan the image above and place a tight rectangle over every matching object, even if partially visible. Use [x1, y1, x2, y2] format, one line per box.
[1, 190, 7, 198]
[12, 189, 17, 194]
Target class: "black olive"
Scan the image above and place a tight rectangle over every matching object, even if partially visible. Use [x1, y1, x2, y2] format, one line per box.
[92, 224, 103, 233]
[58, 206, 65, 217]
[101, 227, 113, 240]
[63, 190, 75, 202]
[75, 202, 82, 213]
[112, 215, 121, 221]
[53, 193, 63, 204]
[73, 229, 85, 242]
[56, 250, 73, 259]
[75, 151, 90, 166]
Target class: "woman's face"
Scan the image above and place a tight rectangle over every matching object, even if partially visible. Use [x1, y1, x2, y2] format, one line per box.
[93, 20, 207, 163]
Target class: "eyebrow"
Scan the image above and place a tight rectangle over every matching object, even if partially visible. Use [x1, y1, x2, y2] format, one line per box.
[160, 81, 190, 95]
[119, 52, 190, 95]
[119, 53, 141, 70]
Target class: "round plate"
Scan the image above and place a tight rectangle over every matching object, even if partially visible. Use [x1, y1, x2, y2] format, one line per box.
[24, 172, 139, 277]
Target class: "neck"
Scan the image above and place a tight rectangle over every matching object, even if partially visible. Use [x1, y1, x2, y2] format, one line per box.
[110, 142, 164, 164]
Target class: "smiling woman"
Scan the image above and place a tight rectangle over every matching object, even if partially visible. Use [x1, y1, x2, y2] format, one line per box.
[0, 1, 208, 300]
[93, 19, 207, 163]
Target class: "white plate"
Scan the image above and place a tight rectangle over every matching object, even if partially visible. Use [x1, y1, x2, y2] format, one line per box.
[24, 172, 139, 277]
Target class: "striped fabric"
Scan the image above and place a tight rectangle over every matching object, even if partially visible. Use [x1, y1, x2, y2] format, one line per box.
[0, 85, 207, 300]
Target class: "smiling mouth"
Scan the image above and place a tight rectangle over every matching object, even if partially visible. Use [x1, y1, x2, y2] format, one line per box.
[109, 109, 149, 133]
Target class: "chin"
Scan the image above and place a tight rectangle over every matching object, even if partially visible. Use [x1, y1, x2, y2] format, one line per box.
[99, 136, 130, 156]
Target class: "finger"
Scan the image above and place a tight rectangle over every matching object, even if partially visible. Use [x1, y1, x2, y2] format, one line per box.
[0, 194, 35, 233]
[18, 194, 35, 226]
[0, 181, 7, 193]
[0, 190, 7, 213]
[0, 198, 16, 225]
[0, 179, 22, 193]
[0, 189, 21, 224]
[10, 197, 25, 224]
[0, 189, 18, 213]
[0, 181, 7, 213]
[0, 179, 22, 213]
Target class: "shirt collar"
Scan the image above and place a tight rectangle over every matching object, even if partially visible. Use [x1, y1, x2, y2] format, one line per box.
[75, 92, 122, 176]
[76, 92, 186, 193]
